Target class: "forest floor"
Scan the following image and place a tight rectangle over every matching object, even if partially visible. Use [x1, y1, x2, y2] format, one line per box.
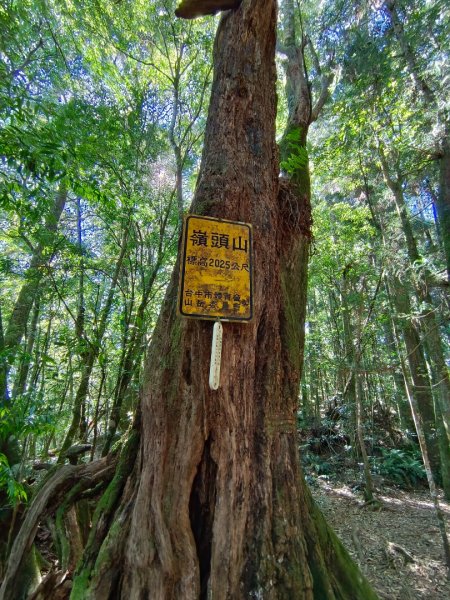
[310, 475, 450, 600]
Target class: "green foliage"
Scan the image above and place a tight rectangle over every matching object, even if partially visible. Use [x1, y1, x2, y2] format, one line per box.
[280, 127, 309, 175]
[0, 401, 55, 441]
[0, 0, 446, 540]
[0, 400, 54, 505]
[303, 1, 449, 488]
[304, 454, 332, 476]
[0, 0, 214, 475]
[372, 448, 426, 487]
[0, 453, 27, 505]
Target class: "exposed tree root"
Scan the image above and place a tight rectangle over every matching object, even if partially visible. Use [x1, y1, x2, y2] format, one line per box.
[360, 498, 383, 511]
[0, 455, 116, 600]
[385, 542, 415, 566]
[70, 427, 140, 599]
[26, 568, 71, 600]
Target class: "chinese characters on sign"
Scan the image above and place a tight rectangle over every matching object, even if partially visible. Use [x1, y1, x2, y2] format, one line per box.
[179, 215, 253, 321]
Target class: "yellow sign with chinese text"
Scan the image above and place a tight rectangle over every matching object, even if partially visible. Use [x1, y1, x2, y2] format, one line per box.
[178, 215, 253, 321]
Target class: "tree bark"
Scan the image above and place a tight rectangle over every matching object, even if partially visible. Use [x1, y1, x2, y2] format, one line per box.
[382, 317, 415, 432]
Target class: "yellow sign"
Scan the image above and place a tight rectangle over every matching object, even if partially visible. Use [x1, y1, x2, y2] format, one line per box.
[179, 215, 253, 321]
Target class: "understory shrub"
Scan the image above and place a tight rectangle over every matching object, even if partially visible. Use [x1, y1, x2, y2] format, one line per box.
[371, 448, 426, 487]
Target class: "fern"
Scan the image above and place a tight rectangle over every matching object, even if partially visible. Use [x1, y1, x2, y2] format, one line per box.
[0, 453, 27, 506]
[372, 448, 426, 487]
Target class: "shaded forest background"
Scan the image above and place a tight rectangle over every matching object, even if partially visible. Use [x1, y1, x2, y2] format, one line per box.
[0, 0, 449, 591]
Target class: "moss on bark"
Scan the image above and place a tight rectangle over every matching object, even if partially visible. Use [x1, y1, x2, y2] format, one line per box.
[304, 488, 378, 599]
[70, 428, 139, 598]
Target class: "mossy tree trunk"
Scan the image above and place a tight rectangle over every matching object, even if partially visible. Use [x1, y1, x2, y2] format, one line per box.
[2, 2, 377, 599]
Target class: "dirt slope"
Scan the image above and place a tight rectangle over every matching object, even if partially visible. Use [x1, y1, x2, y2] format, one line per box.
[311, 479, 450, 599]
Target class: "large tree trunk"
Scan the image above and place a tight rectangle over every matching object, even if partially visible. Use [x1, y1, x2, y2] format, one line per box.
[2, 2, 377, 599]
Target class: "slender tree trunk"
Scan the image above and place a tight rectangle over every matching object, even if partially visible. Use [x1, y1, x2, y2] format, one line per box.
[386, 276, 441, 476]
[90, 366, 106, 461]
[388, 267, 450, 498]
[327, 291, 344, 392]
[380, 157, 450, 450]
[0, 185, 67, 403]
[387, 292, 450, 561]
[355, 357, 375, 502]
[340, 271, 357, 441]
[168, 66, 185, 224]
[58, 228, 129, 462]
[102, 261, 161, 456]
[12, 295, 40, 400]
[438, 125, 450, 282]
[306, 297, 320, 425]
[383, 317, 415, 431]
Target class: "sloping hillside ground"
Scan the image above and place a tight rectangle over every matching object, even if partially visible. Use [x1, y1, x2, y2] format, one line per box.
[311, 476, 450, 599]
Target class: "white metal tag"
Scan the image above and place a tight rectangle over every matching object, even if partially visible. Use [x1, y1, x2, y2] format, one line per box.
[209, 321, 223, 390]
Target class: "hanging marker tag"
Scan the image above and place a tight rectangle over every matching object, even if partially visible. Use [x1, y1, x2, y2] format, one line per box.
[209, 320, 223, 390]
